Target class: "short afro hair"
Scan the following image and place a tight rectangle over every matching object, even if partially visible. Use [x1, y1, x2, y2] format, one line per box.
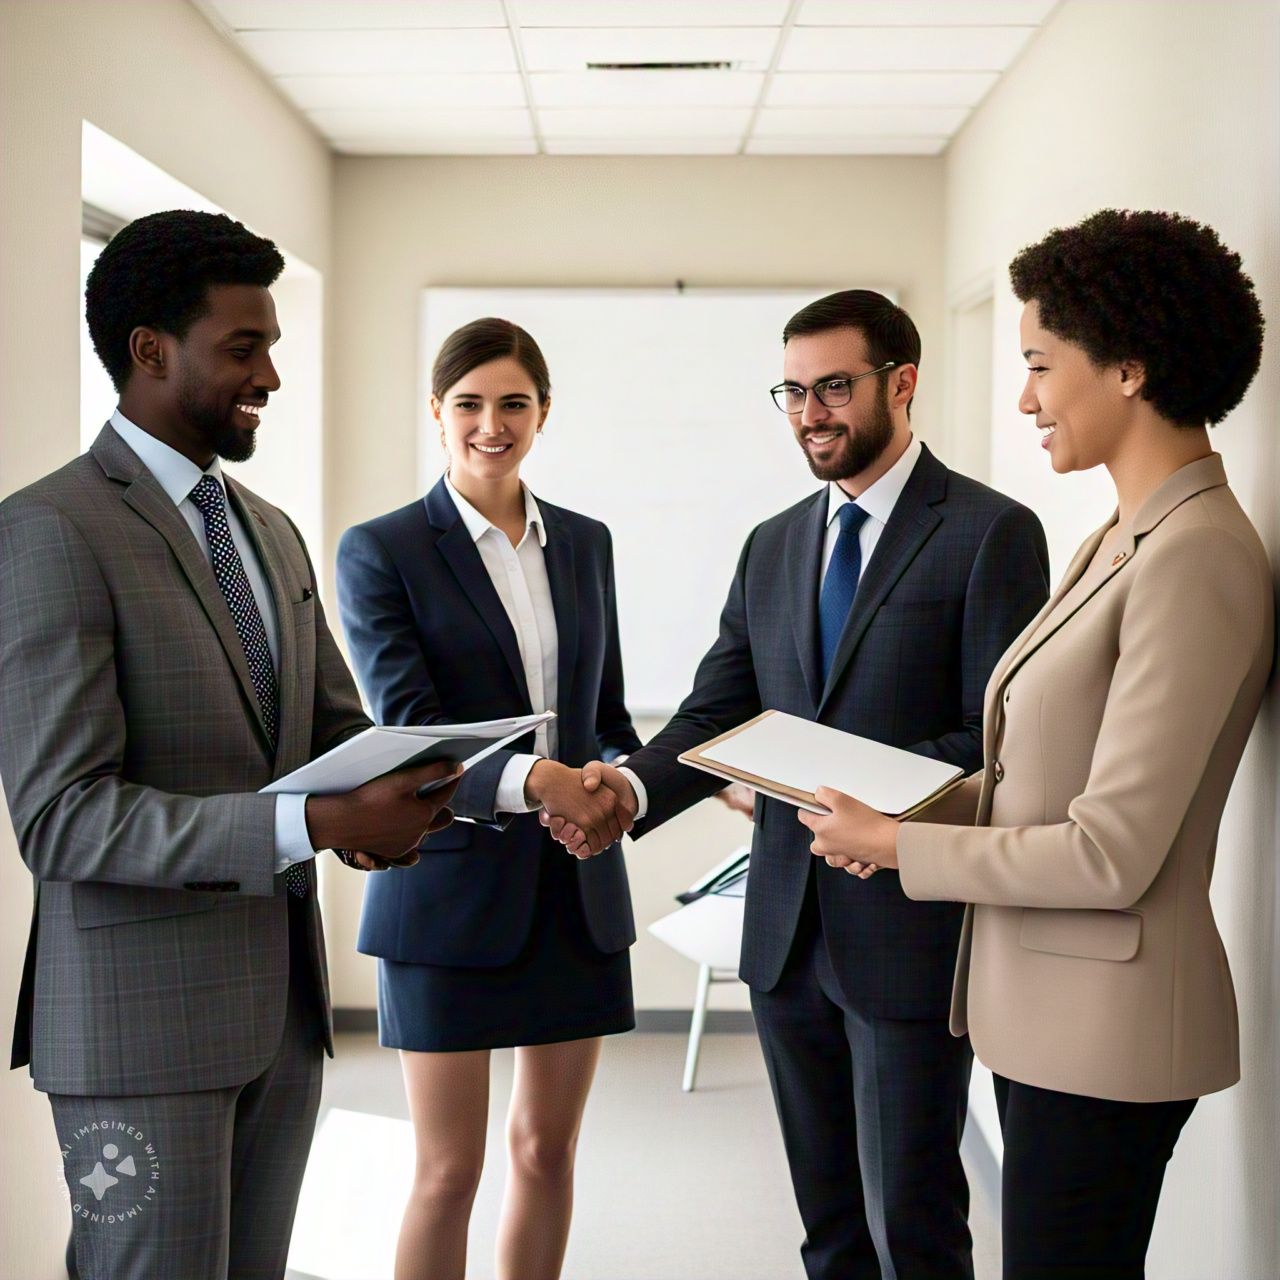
[1009, 209, 1263, 427]
[86, 210, 285, 392]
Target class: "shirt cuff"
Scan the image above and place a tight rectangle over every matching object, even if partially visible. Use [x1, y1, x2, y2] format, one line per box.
[616, 767, 649, 821]
[275, 792, 317, 873]
[497, 754, 542, 814]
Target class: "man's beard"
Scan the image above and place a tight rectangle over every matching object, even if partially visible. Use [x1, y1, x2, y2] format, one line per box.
[178, 375, 258, 463]
[802, 392, 894, 482]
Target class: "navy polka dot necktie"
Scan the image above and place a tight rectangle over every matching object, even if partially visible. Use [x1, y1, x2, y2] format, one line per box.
[819, 501, 872, 680]
[190, 476, 307, 898]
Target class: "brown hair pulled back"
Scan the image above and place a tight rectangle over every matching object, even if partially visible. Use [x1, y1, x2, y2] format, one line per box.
[431, 317, 552, 403]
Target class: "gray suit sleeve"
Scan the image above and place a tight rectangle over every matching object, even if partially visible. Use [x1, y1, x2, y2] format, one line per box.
[0, 499, 278, 896]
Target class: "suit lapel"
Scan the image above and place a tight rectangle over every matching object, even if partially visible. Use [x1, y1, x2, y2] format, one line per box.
[101, 435, 274, 752]
[994, 520, 1133, 697]
[784, 492, 828, 711]
[817, 446, 946, 716]
[539, 504, 578, 733]
[426, 479, 532, 708]
[226, 479, 304, 774]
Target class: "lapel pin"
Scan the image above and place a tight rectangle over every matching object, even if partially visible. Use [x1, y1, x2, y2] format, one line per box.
[1112, 552, 1126, 566]
[301, 587, 313, 601]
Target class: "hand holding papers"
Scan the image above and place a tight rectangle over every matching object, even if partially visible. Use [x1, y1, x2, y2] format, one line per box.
[674, 710, 969, 879]
[270, 713, 553, 870]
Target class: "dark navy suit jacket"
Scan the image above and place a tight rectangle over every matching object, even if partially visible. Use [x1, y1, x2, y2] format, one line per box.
[336, 478, 640, 967]
[626, 444, 1050, 1019]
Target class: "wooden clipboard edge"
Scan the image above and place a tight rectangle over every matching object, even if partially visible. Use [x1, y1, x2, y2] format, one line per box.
[677, 709, 967, 819]
[678, 753, 831, 815]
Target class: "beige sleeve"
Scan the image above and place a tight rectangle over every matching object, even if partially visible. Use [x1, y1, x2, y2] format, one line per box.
[898, 526, 1265, 909]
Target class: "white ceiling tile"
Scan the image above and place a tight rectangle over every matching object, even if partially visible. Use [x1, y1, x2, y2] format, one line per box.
[278, 73, 526, 110]
[519, 27, 780, 72]
[309, 107, 534, 138]
[209, 1, 506, 29]
[754, 105, 967, 136]
[797, 0, 1057, 24]
[237, 27, 516, 75]
[780, 25, 1034, 72]
[515, 1, 789, 26]
[538, 106, 751, 137]
[543, 137, 743, 154]
[530, 70, 764, 108]
[746, 136, 948, 155]
[332, 137, 539, 154]
[766, 70, 997, 107]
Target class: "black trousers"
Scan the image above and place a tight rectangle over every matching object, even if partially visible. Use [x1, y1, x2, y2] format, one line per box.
[995, 1074, 1196, 1280]
[750, 883, 974, 1280]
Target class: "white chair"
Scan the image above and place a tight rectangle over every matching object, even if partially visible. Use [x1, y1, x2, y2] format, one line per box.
[648, 848, 748, 1091]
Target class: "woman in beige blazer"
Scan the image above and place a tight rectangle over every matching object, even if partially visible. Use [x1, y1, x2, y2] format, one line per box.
[799, 209, 1272, 1279]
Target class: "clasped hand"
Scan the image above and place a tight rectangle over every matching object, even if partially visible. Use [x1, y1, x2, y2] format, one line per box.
[798, 786, 900, 879]
[527, 760, 636, 858]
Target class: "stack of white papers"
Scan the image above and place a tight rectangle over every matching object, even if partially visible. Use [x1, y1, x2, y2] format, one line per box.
[262, 712, 555, 796]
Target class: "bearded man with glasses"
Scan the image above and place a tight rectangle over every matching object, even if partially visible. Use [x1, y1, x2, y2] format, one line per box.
[551, 290, 1051, 1279]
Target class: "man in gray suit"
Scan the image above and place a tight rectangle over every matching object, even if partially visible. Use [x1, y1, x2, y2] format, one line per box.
[0, 211, 457, 1280]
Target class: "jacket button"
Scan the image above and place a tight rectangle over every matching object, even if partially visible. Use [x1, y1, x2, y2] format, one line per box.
[993, 761, 1005, 782]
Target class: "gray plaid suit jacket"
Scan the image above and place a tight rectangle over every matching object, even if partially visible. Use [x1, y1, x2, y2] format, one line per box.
[0, 425, 370, 1096]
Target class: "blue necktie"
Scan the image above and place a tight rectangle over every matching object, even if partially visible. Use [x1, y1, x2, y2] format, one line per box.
[190, 476, 307, 899]
[819, 501, 871, 680]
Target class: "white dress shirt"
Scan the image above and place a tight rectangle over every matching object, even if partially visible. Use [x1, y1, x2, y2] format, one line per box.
[109, 410, 313, 872]
[620, 435, 924, 820]
[444, 474, 559, 814]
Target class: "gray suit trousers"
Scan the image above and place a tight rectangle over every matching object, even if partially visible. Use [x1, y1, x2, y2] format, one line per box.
[51, 938, 323, 1280]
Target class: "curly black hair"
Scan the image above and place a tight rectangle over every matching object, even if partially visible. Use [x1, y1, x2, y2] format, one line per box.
[1009, 209, 1263, 427]
[86, 210, 285, 392]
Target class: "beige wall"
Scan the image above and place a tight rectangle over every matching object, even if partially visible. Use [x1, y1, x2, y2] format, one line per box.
[323, 153, 947, 1010]
[943, 1, 1280, 1274]
[0, 2, 332, 1275]
[328, 153, 946, 548]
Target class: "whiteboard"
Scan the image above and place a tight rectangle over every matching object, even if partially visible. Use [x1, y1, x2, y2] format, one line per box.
[419, 287, 891, 714]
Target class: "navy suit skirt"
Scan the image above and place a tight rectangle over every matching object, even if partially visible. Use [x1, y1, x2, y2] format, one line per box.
[376, 834, 635, 1052]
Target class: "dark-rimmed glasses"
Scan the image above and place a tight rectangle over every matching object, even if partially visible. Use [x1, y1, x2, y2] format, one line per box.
[769, 362, 898, 414]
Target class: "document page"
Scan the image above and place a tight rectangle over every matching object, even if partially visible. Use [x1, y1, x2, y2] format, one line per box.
[262, 712, 555, 796]
[692, 711, 962, 817]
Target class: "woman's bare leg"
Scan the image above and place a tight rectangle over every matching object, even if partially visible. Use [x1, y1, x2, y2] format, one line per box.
[495, 1037, 603, 1280]
[395, 1049, 490, 1280]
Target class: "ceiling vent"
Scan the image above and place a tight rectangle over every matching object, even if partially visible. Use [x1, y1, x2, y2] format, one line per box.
[587, 61, 736, 71]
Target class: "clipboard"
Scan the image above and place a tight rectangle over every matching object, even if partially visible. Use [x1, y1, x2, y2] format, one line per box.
[678, 709, 967, 818]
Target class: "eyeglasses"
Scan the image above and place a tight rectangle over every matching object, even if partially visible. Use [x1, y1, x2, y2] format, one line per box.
[769, 362, 898, 414]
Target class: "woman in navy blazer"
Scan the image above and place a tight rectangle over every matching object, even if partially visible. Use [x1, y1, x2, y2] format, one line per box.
[336, 318, 640, 1280]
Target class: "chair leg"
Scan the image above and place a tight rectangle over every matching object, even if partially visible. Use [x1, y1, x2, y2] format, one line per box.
[682, 963, 713, 1092]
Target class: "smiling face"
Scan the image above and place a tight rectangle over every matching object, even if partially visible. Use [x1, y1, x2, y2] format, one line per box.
[432, 355, 548, 487]
[1019, 300, 1143, 474]
[169, 284, 281, 463]
[782, 327, 905, 483]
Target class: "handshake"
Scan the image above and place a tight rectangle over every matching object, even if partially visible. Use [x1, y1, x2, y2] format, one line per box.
[527, 759, 638, 857]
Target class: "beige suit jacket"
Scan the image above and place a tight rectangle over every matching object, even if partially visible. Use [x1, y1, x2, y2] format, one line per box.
[898, 454, 1273, 1102]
